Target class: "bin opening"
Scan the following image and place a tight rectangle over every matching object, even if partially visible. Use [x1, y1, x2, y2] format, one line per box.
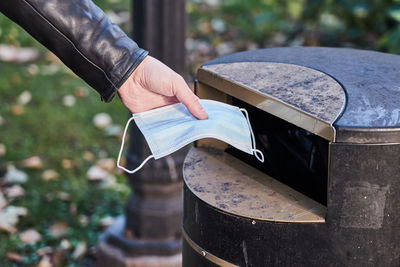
[227, 98, 329, 206]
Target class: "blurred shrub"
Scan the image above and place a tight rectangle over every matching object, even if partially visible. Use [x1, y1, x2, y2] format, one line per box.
[2, 0, 399, 54]
[188, 0, 400, 54]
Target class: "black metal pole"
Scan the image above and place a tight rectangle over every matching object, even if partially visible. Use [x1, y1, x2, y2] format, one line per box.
[133, 0, 186, 75]
[124, 0, 187, 252]
[97, 1, 187, 266]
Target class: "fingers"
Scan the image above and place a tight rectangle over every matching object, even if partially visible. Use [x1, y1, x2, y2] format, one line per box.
[174, 78, 208, 120]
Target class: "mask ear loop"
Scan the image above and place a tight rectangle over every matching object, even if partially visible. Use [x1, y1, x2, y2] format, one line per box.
[239, 108, 265, 163]
[117, 116, 154, 174]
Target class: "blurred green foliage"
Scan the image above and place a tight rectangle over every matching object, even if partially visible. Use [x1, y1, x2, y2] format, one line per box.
[3, 0, 400, 53]
[0, 0, 131, 265]
[188, 0, 400, 54]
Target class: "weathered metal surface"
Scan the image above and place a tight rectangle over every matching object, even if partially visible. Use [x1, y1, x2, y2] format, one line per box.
[198, 62, 345, 141]
[201, 47, 400, 143]
[183, 147, 326, 223]
[201, 62, 345, 123]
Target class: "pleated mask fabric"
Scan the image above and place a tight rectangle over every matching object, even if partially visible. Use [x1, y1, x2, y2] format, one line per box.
[117, 99, 264, 174]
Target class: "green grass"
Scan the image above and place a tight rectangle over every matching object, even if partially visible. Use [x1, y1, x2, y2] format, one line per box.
[0, 27, 132, 267]
[0, 0, 134, 264]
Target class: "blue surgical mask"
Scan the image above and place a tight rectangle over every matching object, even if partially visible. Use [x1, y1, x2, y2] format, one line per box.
[117, 99, 264, 174]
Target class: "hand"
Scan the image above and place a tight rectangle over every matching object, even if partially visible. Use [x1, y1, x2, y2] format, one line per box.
[117, 56, 208, 120]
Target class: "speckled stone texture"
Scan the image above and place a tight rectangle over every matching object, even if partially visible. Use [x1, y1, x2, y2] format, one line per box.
[203, 47, 400, 129]
[202, 62, 345, 124]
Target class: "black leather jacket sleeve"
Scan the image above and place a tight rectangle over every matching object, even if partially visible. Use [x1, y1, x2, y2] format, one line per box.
[0, 0, 148, 102]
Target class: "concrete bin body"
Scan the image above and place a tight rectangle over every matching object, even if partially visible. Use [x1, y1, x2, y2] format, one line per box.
[182, 47, 400, 267]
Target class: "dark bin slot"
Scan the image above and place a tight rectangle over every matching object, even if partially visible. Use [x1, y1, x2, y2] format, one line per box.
[227, 98, 329, 206]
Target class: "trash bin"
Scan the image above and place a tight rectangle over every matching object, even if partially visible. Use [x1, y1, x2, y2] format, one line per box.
[182, 47, 400, 267]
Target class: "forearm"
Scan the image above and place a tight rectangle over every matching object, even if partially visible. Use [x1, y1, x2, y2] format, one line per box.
[0, 0, 148, 102]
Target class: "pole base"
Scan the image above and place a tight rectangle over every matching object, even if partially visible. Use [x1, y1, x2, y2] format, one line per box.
[97, 242, 181, 267]
[96, 216, 182, 267]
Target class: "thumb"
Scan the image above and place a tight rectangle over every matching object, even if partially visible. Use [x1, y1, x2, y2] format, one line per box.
[174, 78, 208, 120]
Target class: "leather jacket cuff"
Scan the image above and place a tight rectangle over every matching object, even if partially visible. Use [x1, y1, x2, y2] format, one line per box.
[101, 49, 149, 103]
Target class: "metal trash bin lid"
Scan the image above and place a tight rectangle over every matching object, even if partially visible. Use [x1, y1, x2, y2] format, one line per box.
[199, 62, 345, 142]
[199, 47, 400, 143]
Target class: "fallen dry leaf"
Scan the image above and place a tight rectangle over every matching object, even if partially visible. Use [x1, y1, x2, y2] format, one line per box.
[40, 64, 60, 75]
[55, 192, 70, 201]
[0, 192, 7, 209]
[72, 242, 87, 259]
[87, 165, 111, 181]
[6, 252, 24, 263]
[5, 165, 28, 183]
[96, 158, 115, 172]
[49, 221, 68, 238]
[78, 215, 89, 226]
[20, 229, 42, 244]
[59, 239, 71, 250]
[0, 205, 28, 231]
[4, 185, 25, 198]
[82, 151, 95, 162]
[37, 256, 53, 267]
[10, 105, 24, 115]
[42, 170, 59, 181]
[22, 156, 43, 169]
[0, 143, 6, 156]
[74, 87, 89, 98]
[93, 113, 112, 129]
[104, 124, 122, 137]
[17, 91, 32, 105]
[45, 51, 60, 63]
[61, 159, 73, 169]
[0, 45, 39, 63]
[216, 41, 235, 56]
[27, 64, 39, 76]
[36, 246, 53, 258]
[62, 95, 76, 107]
[99, 216, 114, 228]
[99, 175, 117, 189]
[0, 223, 17, 234]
